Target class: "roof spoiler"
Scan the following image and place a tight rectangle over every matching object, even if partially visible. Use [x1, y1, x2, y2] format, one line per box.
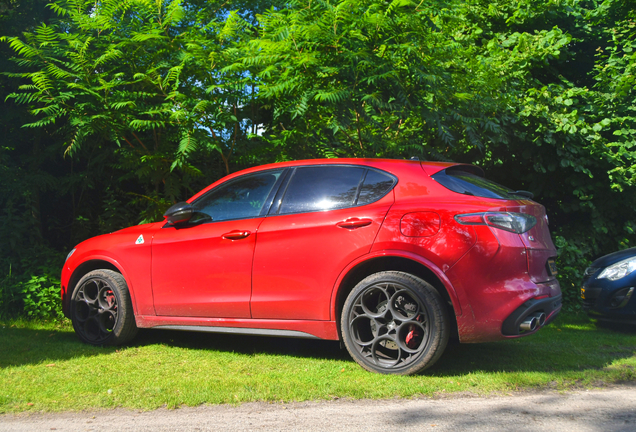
[445, 164, 485, 177]
[422, 162, 485, 177]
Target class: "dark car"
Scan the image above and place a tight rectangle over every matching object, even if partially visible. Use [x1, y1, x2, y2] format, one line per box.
[61, 158, 561, 375]
[581, 248, 636, 324]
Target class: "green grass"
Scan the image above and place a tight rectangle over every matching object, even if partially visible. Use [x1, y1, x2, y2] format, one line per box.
[0, 314, 635, 413]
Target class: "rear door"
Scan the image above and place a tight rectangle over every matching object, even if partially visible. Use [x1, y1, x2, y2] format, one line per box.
[250, 165, 396, 320]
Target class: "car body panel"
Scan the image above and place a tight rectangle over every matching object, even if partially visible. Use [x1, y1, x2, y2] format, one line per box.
[370, 163, 481, 275]
[588, 247, 636, 269]
[372, 204, 478, 277]
[445, 223, 559, 342]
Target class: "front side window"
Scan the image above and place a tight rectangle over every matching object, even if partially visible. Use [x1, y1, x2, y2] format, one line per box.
[193, 170, 283, 222]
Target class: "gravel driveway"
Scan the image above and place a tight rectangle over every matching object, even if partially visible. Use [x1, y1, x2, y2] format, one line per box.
[2, 386, 635, 431]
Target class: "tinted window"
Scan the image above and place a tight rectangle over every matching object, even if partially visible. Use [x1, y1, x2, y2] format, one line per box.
[279, 166, 365, 214]
[432, 167, 517, 199]
[193, 170, 283, 221]
[357, 170, 395, 205]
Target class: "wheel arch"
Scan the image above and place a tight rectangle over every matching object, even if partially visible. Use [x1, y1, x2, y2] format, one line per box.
[331, 253, 462, 339]
[63, 258, 125, 318]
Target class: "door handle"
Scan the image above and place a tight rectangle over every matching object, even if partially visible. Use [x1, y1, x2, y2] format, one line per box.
[336, 218, 373, 229]
[222, 230, 251, 240]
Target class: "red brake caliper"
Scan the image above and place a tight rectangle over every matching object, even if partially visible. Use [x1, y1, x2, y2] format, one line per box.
[105, 290, 115, 308]
[405, 316, 421, 348]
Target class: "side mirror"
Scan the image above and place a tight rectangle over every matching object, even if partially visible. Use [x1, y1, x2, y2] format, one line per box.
[164, 202, 193, 225]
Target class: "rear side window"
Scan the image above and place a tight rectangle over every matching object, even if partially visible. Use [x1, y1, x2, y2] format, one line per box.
[279, 166, 365, 214]
[432, 166, 518, 199]
[277, 166, 396, 214]
[358, 169, 395, 205]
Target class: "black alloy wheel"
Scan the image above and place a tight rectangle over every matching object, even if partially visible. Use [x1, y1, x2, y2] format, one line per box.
[71, 269, 138, 345]
[341, 271, 449, 375]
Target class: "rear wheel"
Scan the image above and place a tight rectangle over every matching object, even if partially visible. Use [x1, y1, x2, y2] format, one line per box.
[71, 269, 138, 345]
[341, 271, 449, 375]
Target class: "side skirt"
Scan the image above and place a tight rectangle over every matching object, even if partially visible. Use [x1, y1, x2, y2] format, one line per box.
[135, 315, 339, 340]
[153, 325, 319, 339]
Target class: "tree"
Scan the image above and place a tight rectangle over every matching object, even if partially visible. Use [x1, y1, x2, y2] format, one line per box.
[3, 0, 636, 317]
[231, 0, 508, 161]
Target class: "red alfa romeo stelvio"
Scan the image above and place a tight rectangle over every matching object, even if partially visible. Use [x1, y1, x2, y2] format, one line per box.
[61, 158, 562, 375]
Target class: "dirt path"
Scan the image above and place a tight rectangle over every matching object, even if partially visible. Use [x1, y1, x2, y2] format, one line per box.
[2, 386, 636, 431]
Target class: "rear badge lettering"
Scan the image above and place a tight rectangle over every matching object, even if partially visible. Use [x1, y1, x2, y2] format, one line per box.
[136, 235, 144, 245]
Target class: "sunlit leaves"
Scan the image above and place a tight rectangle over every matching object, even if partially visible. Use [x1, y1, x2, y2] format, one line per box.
[237, 0, 508, 159]
[2, 0, 264, 209]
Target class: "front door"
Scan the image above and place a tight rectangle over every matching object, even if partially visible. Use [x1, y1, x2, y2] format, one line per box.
[151, 169, 284, 317]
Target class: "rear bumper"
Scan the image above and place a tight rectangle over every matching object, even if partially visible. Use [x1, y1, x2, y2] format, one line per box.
[501, 294, 562, 336]
[452, 276, 562, 343]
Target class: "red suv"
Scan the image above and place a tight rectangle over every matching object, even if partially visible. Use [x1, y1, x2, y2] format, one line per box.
[61, 159, 561, 375]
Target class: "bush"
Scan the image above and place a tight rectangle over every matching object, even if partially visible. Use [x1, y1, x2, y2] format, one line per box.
[0, 272, 65, 321]
[0, 247, 65, 320]
[555, 236, 591, 312]
[19, 274, 64, 321]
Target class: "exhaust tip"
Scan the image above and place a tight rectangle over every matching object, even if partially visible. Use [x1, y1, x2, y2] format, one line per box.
[519, 316, 538, 332]
[534, 312, 546, 327]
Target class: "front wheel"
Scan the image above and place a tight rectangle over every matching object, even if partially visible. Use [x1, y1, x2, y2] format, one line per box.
[341, 271, 450, 375]
[71, 269, 138, 345]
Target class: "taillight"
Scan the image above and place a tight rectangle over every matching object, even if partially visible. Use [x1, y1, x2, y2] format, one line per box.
[455, 212, 537, 234]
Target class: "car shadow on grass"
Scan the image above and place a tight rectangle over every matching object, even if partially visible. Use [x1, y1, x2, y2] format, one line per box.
[1, 316, 635, 377]
[134, 327, 351, 361]
[0, 325, 117, 368]
[594, 319, 636, 334]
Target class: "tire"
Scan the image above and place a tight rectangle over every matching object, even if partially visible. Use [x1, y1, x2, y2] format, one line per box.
[341, 271, 450, 375]
[70, 269, 138, 345]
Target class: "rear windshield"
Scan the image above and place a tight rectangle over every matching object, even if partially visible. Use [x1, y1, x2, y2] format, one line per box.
[432, 167, 524, 200]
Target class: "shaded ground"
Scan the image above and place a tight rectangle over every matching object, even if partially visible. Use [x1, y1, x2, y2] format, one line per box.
[2, 385, 636, 431]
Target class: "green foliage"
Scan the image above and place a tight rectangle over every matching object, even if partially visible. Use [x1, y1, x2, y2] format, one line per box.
[236, 0, 509, 160]
[2, 0, 266, 178]
[0, 266, 18, 319]
[472, 0, 636, 286]
[19, 274, 64, 320]
[554, 236, 591, 312]
[2, 0, 636, 318]
[0, 246, 64, 320]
